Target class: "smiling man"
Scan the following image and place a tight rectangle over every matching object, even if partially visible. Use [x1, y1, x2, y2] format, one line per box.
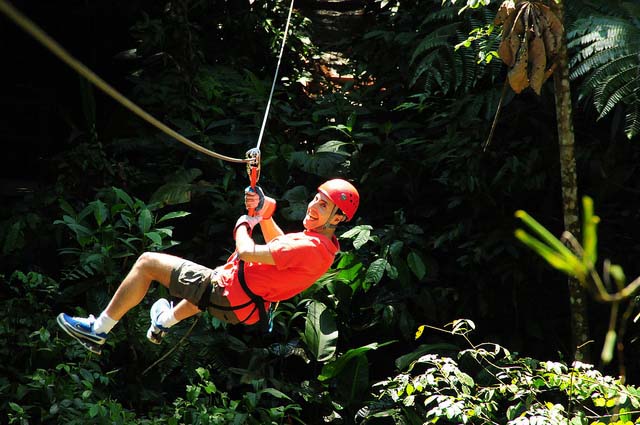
[56, 179, 359, 354]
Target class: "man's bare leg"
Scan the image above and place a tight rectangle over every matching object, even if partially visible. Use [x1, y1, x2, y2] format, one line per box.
[173, 299, 202, 321]
[57, 251, 204, 353]
[104, 251, 185, 320]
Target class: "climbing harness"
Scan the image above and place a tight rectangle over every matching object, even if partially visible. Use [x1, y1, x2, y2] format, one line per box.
[0, 0, 296, 169]
[197, 260, 275, 332]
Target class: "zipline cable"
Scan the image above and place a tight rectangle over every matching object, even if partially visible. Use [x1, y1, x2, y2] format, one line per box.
[0, 0, 250, 164]
[255, 0, 295, 152]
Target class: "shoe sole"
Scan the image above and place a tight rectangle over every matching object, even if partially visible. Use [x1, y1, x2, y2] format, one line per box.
[56, 314, 104, 355]
[147, 299, 170, 344]
[147, 332, 164, 345]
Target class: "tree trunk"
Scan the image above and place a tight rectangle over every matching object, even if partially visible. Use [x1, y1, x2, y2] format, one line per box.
[552, 0, 590, 362]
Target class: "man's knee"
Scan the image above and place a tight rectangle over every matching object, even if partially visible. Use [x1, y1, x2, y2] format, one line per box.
[134, 252, 179, 284]
[134, 252, 165, 280]
[135, 252, 158, 269]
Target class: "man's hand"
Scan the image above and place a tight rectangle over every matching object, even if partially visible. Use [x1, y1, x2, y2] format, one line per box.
[234, 214, 262, 239]
[245, 186, 276, 219]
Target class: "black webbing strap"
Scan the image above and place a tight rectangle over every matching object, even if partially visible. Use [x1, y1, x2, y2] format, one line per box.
[237, 260, 269, 329]
[199, 260, 268, 328]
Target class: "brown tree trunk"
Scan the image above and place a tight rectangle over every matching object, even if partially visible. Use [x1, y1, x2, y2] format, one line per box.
[552, 0, 590, 362]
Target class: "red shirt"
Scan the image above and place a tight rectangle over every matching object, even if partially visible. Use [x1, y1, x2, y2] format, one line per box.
[216, 230, 340, 324]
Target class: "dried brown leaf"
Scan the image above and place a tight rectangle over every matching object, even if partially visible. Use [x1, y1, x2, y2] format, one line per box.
[499, 37, 516, 67]
[538, 3, 563, 59]
[528, 36, 547, 95]
[508, 40, 529, 93]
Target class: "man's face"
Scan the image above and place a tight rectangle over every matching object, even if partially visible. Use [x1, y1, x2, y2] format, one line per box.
[303, 192, 336, 230]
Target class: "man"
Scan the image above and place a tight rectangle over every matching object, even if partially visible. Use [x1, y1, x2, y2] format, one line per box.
[57, 179, 359, 354]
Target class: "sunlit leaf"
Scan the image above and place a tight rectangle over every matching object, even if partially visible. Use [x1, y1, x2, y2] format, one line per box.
[145, 232, 163, 246]
[138, 209, 152, 234]
[157, 211, 191, 223]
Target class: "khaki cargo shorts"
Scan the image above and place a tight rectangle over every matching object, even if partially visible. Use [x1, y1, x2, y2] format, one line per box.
[169, 260, 240, 324]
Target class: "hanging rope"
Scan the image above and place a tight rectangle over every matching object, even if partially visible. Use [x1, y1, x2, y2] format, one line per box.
[0, 0, 297, 164]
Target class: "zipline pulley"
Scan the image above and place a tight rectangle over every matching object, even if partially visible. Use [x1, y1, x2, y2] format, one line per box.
[245, 148, 261, 216]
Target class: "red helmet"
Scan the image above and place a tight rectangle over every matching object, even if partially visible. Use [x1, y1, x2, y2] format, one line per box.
[317, 179, 359, 221]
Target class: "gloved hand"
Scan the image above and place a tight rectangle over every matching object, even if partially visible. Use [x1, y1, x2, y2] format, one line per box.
[245, 186, 276, 219]
[234, 214, 262, 239]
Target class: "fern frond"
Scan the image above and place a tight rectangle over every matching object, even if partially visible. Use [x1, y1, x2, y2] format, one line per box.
[625, 101, 640, 140]
[595, 67, 640, 118]
[407, 3, 500, 96]
[410, 23, 461, 65]
[569, 10, 640, 134]
[419, 6, 459, 28]
[584, 54, 639, 92]
[412, 51, 442, 88]
[572, 48, 635, 81]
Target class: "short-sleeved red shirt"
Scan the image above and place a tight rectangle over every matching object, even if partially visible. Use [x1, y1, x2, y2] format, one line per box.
[215, 230, 340, 324]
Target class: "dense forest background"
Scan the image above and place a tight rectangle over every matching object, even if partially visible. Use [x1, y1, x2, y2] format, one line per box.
[2, 0, 640, 423]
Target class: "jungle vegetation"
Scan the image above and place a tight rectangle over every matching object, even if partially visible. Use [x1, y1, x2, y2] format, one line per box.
[1, 0, 640, 423]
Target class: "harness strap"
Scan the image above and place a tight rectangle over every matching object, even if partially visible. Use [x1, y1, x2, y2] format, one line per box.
[199, 260, 269, 328]
[237, 260, 270, 329]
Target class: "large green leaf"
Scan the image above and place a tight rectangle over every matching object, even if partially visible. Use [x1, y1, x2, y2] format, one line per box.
[112, 187, 134, 209]
[150, 168, 203, 206]
[281, 185, 310, 221]
[318, 342, 394, 382]
[407, 251, 427, 280]
[364, 258, 387, 289]
[336, 354, 370, 405]
[303, 301, 338, 362]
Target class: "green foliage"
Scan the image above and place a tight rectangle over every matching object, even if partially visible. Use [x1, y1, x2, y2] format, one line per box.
[362, 321, 640, 424]
[303, 300, 338, 362]
[54, 187, 189, 285]
[168, 367, 302, 424]
[515, 197, 640, 373]
[568, 6, 640, 139]
[0, 270, 137, 424]
[4, 0, 640, 423]
[361, 1, 501, 98]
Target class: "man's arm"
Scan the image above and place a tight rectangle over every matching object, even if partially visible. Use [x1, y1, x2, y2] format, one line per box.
[235, 225, 276, 265]
[259, 217, 285, 242]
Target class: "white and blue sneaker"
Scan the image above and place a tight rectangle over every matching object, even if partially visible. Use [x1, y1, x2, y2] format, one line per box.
[56, 313, 107, 355]
[147, 298, 172, 344]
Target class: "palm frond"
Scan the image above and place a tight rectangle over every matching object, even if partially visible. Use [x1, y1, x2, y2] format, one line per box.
[569, 12, 640, 138]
